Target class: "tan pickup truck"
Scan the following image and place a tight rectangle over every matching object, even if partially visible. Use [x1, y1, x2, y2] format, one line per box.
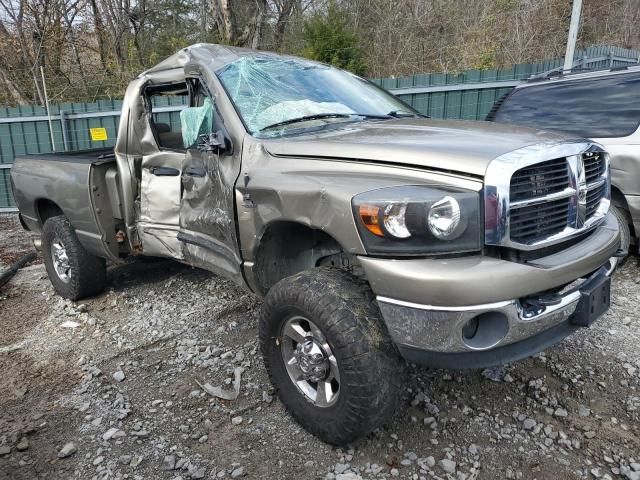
[11, 44, 621, 445]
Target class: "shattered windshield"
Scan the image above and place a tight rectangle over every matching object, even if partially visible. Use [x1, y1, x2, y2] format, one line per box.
[216, 56, 418, 137]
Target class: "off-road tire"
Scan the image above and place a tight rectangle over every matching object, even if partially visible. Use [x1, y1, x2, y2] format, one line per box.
[42, 215, 107, 300]
[259, 267, 405, 445]
[611, 204, 631, 258]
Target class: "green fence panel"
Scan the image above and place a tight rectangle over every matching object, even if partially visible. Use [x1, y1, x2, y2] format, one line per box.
[0, 169, 14, 209]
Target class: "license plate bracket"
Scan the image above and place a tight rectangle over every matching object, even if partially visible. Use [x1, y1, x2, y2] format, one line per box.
[571, 274, 611, 327]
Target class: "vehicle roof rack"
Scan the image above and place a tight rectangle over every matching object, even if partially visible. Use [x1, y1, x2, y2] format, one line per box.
[526, 64, 640, 83]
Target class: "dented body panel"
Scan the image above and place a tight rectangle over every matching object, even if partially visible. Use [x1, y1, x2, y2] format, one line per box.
[236, 135, 483, 292]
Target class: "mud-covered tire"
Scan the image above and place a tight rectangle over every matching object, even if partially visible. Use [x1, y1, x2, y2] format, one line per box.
[611, 204, 631, 257]
[42, 215, 106, 300]
[259, 267, 405, 445]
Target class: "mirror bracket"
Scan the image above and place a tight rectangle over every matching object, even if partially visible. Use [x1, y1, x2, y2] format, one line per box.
[197, 131, 227, 153]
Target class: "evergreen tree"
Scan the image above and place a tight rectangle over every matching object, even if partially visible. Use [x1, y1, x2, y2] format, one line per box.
[302, 3, 367, 75]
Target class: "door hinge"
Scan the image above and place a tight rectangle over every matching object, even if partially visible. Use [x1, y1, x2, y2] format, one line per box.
[243, 193, 255, 208]
[242, 172, 255, 208]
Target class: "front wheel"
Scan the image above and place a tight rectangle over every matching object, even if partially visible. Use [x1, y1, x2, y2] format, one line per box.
[259, 268, 405, 445]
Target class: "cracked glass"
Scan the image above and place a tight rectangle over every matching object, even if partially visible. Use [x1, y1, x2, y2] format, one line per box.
[217, 56, 417, 137]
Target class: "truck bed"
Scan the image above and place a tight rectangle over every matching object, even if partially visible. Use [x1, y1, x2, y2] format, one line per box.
[15, 148, 115, 164]
[10, 149, 118, 245]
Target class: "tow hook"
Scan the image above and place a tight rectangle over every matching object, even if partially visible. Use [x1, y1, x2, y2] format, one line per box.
[613, 247, 628, 258]
[521, 293, 562, 319]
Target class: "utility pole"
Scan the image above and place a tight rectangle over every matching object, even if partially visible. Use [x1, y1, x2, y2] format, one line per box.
[563, 0, 582, 72]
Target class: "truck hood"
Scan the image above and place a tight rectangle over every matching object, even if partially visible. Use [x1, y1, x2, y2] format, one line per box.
[263, 119, 569, 177]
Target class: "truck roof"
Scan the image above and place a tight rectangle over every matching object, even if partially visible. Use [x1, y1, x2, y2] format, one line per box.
[141, 43, 301, 76]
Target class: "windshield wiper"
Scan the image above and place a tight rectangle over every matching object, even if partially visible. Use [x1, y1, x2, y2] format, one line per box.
[259, 113, 391, 132]
[387, 110, 428, 118]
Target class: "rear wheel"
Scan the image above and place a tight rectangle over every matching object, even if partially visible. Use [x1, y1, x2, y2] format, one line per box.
[259, 267, 405, 445]
[42, 215, 107, 300]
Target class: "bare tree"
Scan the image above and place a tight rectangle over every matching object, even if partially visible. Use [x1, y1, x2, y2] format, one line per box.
[0, 0, 640, 106]
[210, 0, 267, 46]
[272, 0, 295, 49]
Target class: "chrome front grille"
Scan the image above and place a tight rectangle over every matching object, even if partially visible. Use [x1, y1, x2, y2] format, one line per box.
[484, 141, 610, 251]
[584, 152, 606, 184]
[509, 157, 570, 202]
[510, 197, 570, 243]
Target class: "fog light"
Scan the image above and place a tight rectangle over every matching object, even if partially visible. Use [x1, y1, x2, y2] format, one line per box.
[462, 316, 479, 340]
[461, 312, 509, 350]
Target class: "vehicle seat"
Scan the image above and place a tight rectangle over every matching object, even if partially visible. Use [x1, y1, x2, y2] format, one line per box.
[155, 123, 183, 150]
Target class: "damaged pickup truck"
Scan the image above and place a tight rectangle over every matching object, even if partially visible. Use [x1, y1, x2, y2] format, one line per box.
[11, 44, 621, 445]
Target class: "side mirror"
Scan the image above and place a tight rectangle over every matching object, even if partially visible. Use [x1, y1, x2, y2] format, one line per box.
[197, 131, 231, 154]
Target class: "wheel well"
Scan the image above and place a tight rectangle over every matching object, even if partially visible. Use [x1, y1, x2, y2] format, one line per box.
[253, 222, 344, 295]
[611, 186, 629, 211]
[611, 186, 636, 240]
[36, 199, 64, 226]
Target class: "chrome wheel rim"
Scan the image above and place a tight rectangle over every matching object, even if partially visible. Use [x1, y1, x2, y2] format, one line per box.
[51, 237, 71, 283]
[280, 315, 340, 407]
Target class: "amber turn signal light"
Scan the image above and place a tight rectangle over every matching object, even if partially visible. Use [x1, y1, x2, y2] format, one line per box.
[359, 204, 384, 237]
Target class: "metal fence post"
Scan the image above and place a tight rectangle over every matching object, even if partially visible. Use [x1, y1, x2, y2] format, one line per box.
[59, 110, 71, 152]
[40, 66, 57, 151]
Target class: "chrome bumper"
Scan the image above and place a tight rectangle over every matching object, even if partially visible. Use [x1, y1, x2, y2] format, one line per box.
[376, 257, 617, 358]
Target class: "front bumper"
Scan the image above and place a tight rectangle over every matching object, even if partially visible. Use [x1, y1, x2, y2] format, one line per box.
[359, 212, 620, 368]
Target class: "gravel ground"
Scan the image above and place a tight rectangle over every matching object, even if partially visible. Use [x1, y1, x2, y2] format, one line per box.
[0, 213, 639, 480]
[0, 214, 39, 271]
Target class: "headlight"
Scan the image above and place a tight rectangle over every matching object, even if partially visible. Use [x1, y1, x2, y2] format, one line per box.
[428, 196, 464, 239]
[352, 186, 481, 256]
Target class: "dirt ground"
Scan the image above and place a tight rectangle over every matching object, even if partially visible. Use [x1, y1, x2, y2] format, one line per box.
[0, 213, 639, 480]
